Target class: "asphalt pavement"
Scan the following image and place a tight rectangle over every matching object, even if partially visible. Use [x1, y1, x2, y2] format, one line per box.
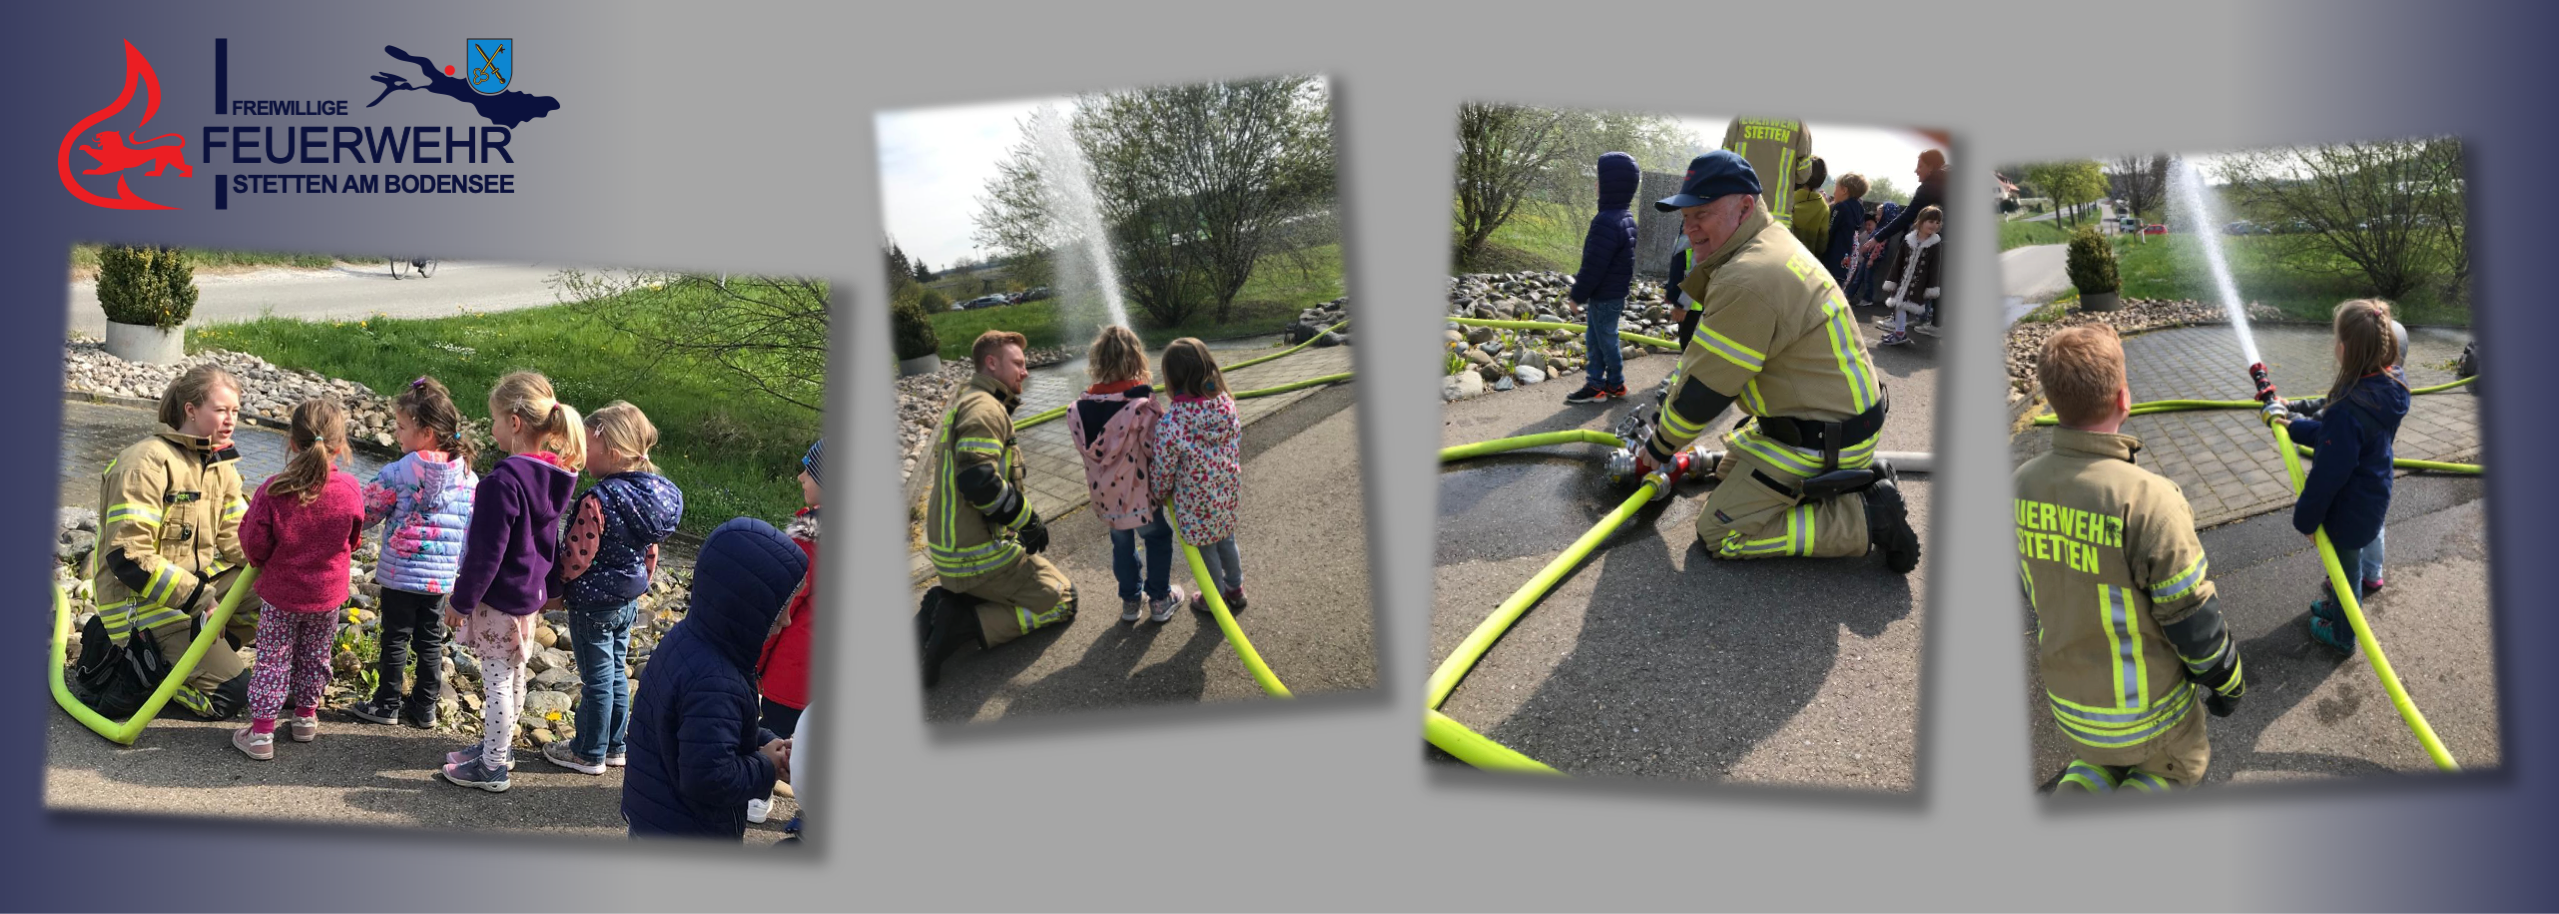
[918, 383, 1378, 722]
[1430, 321, 1936, 790]
[68, 260, 566, 337]
[2024, 474, 2501, 789]
[45, 703, 801, 843]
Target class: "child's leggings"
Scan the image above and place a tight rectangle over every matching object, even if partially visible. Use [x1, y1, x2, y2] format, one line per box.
[467, 606, 533, 769]
[1194, 536, 1243, 593]
[245, 601, 337, 731]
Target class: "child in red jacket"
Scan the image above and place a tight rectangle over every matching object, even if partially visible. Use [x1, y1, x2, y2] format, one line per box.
[233, 399, 366, 760]
[752, 439, 823, 825]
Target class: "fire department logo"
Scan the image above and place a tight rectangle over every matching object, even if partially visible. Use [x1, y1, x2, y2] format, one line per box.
[59, 41, 188, 211]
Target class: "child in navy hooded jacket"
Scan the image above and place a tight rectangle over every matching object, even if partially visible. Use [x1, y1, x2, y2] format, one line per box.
[541, 402, 684, 775]
[2273, 300, 2409, 656]
[1564, 152, 1641, 403]
[623, 517, 803, 840]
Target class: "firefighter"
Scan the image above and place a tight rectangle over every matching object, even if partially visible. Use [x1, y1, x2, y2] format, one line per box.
[1721, 116, 1813, 228]
[918, 330, 1077, 687]
[91, 364, 257, 719]
[2014, 325, 2245, 792]
[1634, 151, 1920, 572]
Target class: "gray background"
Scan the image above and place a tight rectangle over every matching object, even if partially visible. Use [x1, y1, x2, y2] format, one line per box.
[5, 0, 2545, 909]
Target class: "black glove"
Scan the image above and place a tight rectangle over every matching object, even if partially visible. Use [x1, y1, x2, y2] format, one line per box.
[2206, 689, 2238, 718]
[1017, 512, 1050, 555]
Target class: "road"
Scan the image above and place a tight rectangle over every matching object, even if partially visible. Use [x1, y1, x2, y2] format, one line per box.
[918, 383, 1378, 721]
[2004, 201, 2118, 324]
[2024, 475, 2501, 788]
[68, 260, 567, 337]
[45, 700, 802, 843]
[1429, 324, 1936, 790]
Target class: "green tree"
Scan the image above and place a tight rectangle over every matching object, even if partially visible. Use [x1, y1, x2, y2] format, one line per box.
[2215, 137, 2466, 301]
[2024, 160, 2108, 229]
[554, 270, 831, 414]
[1865, 175, 1910, 206]
[1450, 103, 1694, 270]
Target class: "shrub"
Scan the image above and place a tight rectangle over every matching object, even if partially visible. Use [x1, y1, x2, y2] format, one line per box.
[918, 288, 949, 312]
[892, 297, 940, 361]
[2064, 227, 2118, 295]
[96, 244, 198, 330]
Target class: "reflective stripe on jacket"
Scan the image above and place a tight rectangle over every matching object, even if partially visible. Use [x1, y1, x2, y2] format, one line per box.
[926, 374, 1029, 581]
[91, 428, 248, 639]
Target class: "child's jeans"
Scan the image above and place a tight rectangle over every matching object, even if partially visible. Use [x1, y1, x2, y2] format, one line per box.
[372, 588, 447, 707]
[566, 598, 638, 765]
[2359, 527, 2386, 587]
[1194, 536, 1244, 594]
[1584, 297, 1626, 389]
[246, 601, 335, 730]
[1110, 508, 1176, 603]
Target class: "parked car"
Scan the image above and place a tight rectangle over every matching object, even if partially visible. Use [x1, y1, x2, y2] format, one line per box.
[1013, 286, 1055, 304]
[2141, 224, 2168, 235]
[960, 294, 1011, 310]
[2119, 215, 2139, 233]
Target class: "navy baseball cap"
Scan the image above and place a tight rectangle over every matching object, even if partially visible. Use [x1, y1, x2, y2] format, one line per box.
[1653, 150, 1762, 212]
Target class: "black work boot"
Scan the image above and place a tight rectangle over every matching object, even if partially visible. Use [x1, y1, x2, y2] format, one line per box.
[921, 590, 983, 689]
[916, 587, 946, 648]
[1864, 476, 1922, 575]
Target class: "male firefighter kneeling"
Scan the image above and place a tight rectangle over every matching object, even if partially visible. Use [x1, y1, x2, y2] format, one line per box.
[2015, 325, 2245, 792]
[917, 330, 1077, 688]
[1631, 150, 1919, 572]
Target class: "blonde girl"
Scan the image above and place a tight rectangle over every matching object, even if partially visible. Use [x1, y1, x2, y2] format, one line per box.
[1068, 326, 1184, 623]
[540, 401, 685, 775]
[438, 370, 584, 791]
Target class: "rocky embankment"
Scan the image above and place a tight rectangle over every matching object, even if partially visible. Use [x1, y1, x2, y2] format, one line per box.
[1442, 271, 1681, 401]
[53, 507, 696, 748]
[2004, 298, 2283, 406]
[65, 340, 483, 456]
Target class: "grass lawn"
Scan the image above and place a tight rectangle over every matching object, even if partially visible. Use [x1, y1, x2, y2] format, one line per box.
[191, 300, 818, 536]
[70, 244, 348, 279]
[1458, 200, 1585, 274]
[925, 243, 1344, 360]
[1999, 219, 2074, 251]
[2109, 234, 2468, 325]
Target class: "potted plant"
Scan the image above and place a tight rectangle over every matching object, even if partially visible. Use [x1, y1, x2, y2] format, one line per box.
[96, 245, 197, 365]
[2065, 227, 2121, 312]
[892, 295, 942, 376]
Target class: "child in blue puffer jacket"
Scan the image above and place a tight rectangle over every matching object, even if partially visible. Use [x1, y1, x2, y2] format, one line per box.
[541, 401, 684, 776]
[2270, 299, 2409, 656]
[350, 377, 480, 730]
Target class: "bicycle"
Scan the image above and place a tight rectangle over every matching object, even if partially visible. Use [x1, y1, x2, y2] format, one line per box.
[389, 257, 439, 279]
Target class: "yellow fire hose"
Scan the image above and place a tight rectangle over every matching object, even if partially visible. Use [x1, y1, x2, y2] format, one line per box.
[1014, 319, 1354, 431]
[2265, 417, 2460, 771]
[1424, 430, 1652, 776]
[2029, 378, 2482, 474]
[1166, 513, 1290, 699]
[1445, 316, 1681, 352]
[51, 567, 262, 745]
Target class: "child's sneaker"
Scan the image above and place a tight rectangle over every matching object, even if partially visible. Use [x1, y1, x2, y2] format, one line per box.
[1563, 384, 1610, 405]
[232, 726, 275, 761]
[1148, 586, 1189, 624]
[1913, 322, 1939, 338]
[541, 742, 607, 776]
[2307, 597, 2358, 656]
[1877, 330, 1913, 347]
[747, 796, 773, 824]
[400, 701, 439, 730]
[446, 742, 485, 767]
[288, 712, 318, 743]
[605, 752, 627, 768]
[1121, 599, 1144, 623]
[438, 757, 511, 793]
[1222, 587, 1248, 614]
[347, 696, 402, 725]
[2362, 577, 2385, 595]
[1604, 384, 1629, 401]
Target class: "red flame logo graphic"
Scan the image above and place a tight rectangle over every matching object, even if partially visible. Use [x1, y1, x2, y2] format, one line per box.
[59, 41, 186, 211]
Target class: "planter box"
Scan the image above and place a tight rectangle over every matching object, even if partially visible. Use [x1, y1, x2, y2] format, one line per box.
[2077, 290, 2121, 313]
[897, 353, 942, 377]
[103, 320, 185, 365]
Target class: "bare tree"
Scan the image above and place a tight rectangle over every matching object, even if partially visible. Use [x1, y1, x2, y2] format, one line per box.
[2215, 137, 2465, 301]
[969, 107, 1069, 290]
[1452, 103, 1574, 270]
[552, 269, 830, 414]
[2106, 154, 2167, 223]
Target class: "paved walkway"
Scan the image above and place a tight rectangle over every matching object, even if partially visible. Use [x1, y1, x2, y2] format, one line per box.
[2011, 324, 2477, 528]
[69, 260, 566, 338]
[908, 341, 1356, 584]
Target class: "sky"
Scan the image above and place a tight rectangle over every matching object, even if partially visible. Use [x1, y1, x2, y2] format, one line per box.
[875, 96, 1068, 270]
[1677, 116, 1948, 195]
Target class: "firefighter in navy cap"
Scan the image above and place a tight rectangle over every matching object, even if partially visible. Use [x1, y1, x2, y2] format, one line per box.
[1633, 150, 1920, 571]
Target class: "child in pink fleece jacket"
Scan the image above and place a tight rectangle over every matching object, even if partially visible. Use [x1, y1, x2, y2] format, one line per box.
[232, 399, 367, 760]
[1068, 326, 1185, 623]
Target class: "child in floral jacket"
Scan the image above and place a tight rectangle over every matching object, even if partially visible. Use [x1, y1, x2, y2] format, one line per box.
[1149, 338, 1247, 612]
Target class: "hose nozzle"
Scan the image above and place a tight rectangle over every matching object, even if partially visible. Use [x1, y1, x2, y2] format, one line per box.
[2248, 362, 2278, 404]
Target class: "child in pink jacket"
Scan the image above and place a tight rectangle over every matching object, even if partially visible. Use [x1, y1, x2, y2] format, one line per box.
[233, 399, 366, 760]
[1068, 326, 1185, 624]
[1151, 338, 1247, 613]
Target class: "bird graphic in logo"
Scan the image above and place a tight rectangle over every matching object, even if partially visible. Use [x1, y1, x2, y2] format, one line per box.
[59, 41, 188, 211]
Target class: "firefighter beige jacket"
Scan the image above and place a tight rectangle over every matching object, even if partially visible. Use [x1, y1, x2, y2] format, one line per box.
[92, 428, 249, 639]
[2014, 428, 2215, 752]
[925, 373, 1032, 583]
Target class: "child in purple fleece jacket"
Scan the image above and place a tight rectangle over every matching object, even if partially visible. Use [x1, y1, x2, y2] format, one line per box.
[436, 371, 585, 792]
